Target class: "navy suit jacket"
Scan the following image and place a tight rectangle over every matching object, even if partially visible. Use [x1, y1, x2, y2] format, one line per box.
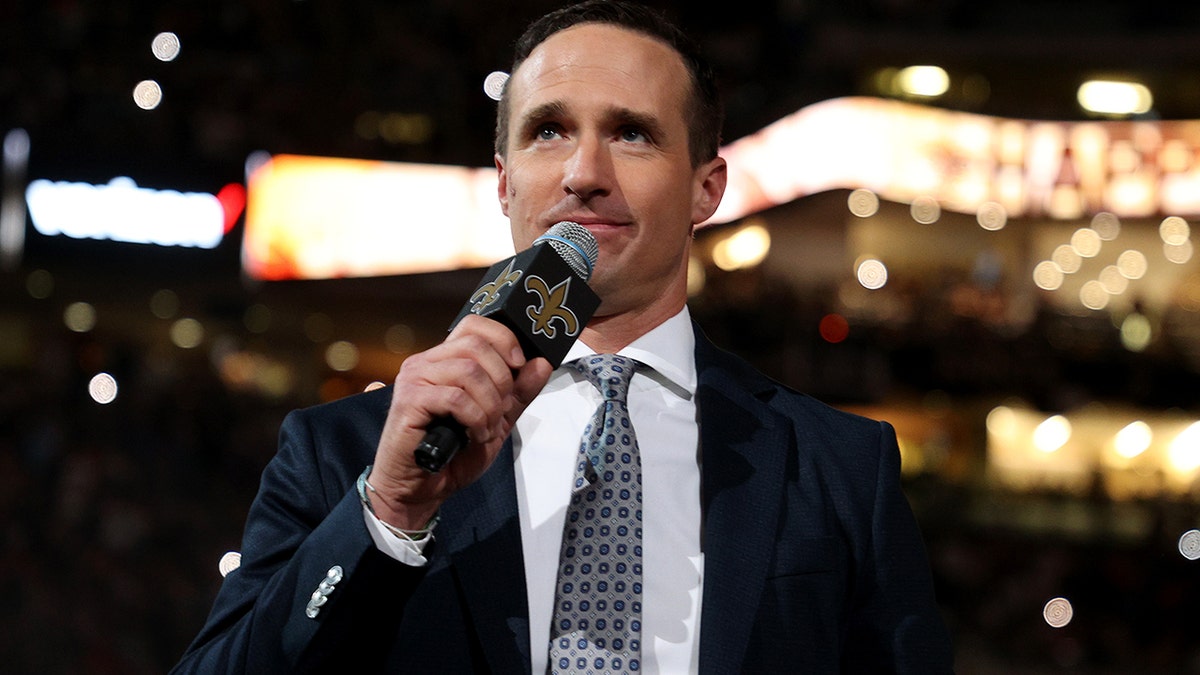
[174, 324, 954, 673]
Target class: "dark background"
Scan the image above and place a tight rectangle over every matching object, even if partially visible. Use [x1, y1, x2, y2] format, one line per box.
[3, 1, 1200, 672]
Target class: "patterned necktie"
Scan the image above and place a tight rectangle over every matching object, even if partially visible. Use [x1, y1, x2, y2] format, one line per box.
[549, 354, 643, 674]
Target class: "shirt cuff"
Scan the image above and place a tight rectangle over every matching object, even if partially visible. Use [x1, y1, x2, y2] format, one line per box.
[361, 502, 432, 566]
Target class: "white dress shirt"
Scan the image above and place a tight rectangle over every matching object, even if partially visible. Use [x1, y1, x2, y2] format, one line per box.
[516, 308, 702, 674]
[365, 307, 703, 674]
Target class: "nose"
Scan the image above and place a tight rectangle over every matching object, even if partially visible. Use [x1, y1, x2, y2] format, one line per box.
[561, 133, 614, 201]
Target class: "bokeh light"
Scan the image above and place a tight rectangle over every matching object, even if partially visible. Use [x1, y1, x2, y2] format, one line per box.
[1160, 216, 1190, 246]
[712, 221, 770, 271]
[1116, 250, 1147, 279]
[385, 324, 415, 354]
[1043, 597, 1074, 628]
[856, 258, 888, 290]
[1071, 228, 1102, 258]
[1033, 261, 1064, 291]
[910, 196, 940, 224]
[986, 405, 1017, 439]
[64, 301, 96, 332]
[151, 32, 181, 61]
[325, 340, 359, 372]
[1167, 422, 1200, 473]
[687, 255, 706, 296]
[150, 289, 180, 319]
[133, 80, 163, 110]
[1091, 212, 1121, 240]
[1080, 280, 1110, 310]
[819, 313, 850, 343]
[483, 71, 509, 101]
[218, 551, 241, 577]
[88, 372, 118, 404]
[896, 65, 950, 97]
[1164, 240, 1194, 264]
[1033, 415, 1072, 453]
[1113, 421, 1152, 459]
[1120, 313, 1153, 352]
[26, 269, 53, 299]
[848, 188, 880, 217]
[1180, 530, 1200, 561]
[1077, 80, 1152, 115]
[1052, 244, 1083, 274]
[976, 201, 1007, 231]
[171, 318, 205, 349]
[1098, 265, 1128, 295]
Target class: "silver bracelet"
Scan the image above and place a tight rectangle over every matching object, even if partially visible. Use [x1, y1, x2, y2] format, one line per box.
[356, 464, 439, 540]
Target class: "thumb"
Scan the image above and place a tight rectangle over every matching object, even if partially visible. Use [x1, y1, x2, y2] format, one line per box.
[507, 357, 554, 424]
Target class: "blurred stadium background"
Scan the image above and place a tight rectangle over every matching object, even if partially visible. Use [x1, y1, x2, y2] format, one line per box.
[3, 1, 1200, 672]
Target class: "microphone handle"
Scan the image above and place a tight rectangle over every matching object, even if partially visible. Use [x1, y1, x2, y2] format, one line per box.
[413, 417, 469, 473]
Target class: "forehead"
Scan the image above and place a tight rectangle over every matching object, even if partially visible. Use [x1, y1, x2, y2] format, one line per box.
[508, 23, 691, 121]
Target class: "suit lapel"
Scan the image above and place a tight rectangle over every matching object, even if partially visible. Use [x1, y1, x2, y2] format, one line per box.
[438, 439, 532, 673]
[426, 328, 792, 675]
[694, 331, 791, 675]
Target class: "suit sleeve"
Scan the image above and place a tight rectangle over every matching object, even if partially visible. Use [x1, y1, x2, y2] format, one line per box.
[171, 407, 427, 674]
[843, 421, 955, 674]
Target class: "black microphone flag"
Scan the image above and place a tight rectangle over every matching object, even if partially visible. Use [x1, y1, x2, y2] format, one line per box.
[448, 223, 600, 368]
[414, 221, 600, 472]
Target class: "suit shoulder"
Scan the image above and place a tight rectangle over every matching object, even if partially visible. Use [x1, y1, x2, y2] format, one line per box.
[281, 386, 393, 456]
[289, 385, 392, 424]
[695, 330, 888, 444]
[766, 383, 886, 436]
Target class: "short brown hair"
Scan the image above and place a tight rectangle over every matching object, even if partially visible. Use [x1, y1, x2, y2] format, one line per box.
[494, 0, 723, 167]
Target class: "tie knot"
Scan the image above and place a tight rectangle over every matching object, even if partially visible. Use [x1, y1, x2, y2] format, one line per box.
[574, 354, 637, 402]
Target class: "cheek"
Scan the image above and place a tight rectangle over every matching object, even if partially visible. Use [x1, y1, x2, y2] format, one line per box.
[632, 170, 693, 214]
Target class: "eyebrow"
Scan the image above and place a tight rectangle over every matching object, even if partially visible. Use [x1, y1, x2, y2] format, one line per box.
[516, 100, 670, 145]
[607, 106, 668, 144]
[516, 100, 570, 140]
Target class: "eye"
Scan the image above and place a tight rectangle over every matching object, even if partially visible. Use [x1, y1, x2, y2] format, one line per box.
[619, 127, 649, 143]
[536, 124, 562, 141]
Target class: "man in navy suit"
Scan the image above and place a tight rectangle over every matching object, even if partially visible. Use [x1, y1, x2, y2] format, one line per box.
[174, 1, 954, 672]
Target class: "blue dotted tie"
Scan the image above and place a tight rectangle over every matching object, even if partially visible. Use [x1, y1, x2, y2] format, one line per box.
[549, 354, 643, 674]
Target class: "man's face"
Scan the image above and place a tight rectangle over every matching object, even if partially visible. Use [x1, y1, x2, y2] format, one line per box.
[496, 23, 725, 322]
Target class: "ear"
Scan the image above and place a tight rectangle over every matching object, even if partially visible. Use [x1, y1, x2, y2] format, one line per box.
[691, 156, 727, 225]
[495, 153, 510, 216]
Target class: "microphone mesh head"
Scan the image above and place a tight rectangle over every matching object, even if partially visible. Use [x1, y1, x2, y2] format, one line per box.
[534, 221, 599, 281]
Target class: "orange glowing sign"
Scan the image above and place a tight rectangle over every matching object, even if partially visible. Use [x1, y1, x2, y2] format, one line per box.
[242, 98, 1200, 280]
[241, 154, 511, 280]
[715, 96, 1200, 223]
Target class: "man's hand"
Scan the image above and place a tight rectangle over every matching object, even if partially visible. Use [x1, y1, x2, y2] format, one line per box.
[367, 314, 553, 530]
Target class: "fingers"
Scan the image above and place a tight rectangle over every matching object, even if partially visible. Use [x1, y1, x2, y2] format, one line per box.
[406, 354, 506, 441]
[447, 313, 527, 370]
[508, 357, 554, 427]
[388, 320, 512, 439]
[369, 315, 536, 520]
[411, 315, 526, 439]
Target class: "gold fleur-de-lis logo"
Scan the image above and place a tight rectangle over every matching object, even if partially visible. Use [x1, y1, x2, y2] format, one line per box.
[524, 275, 580, 339]
[470, 260, 523, 314]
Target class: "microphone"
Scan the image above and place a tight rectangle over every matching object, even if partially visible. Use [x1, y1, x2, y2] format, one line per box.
[413, 221, 601, 473]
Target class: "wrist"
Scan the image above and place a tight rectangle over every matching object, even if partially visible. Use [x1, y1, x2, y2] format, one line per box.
[357, 465, 440, 536]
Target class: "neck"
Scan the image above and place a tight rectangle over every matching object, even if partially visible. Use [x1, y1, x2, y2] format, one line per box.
[580, 300, 684, 354]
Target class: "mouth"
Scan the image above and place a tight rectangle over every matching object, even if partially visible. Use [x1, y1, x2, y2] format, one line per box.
[556, 218, 629, 234]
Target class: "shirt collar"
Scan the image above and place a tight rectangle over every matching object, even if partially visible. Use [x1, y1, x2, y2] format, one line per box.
[565, 306, 696, 398]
